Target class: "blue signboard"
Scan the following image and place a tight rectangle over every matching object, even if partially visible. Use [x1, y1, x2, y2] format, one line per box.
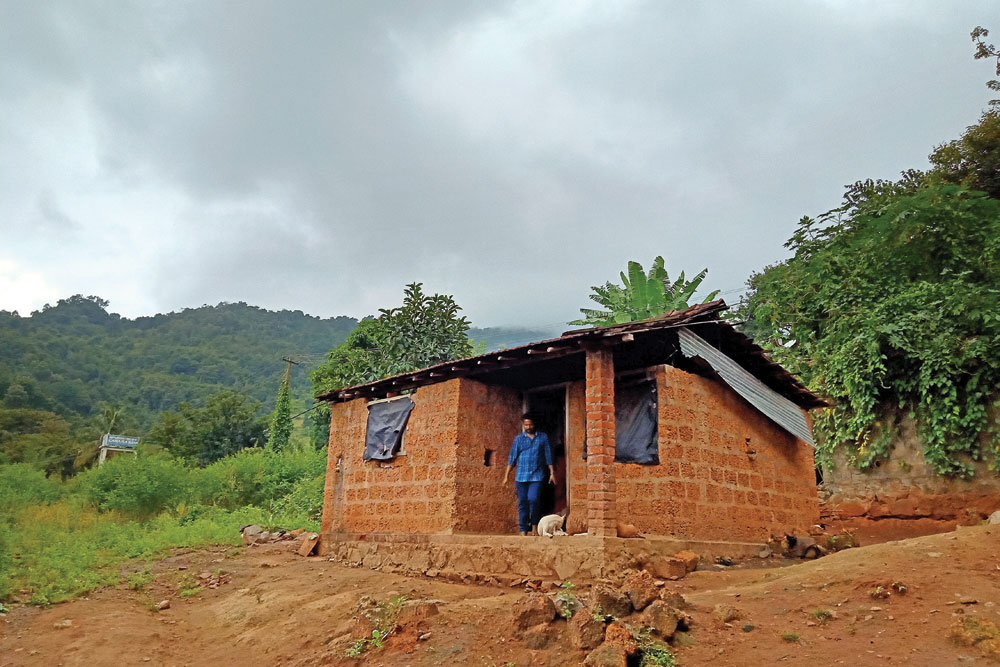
[103, 434, 140, 448]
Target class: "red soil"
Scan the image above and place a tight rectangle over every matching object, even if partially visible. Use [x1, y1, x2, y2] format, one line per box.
[3, 525, 1000, 666]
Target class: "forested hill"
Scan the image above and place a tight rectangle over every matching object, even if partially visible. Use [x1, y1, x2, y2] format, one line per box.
[0, 295, 555, 428]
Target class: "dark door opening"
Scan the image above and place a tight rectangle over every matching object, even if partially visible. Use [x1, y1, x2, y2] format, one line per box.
[524, 385, 567, 518]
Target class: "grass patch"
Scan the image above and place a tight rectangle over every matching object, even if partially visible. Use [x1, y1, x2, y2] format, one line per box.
[344, 595, 408, 658]
[126, 568, 155, 590]
[781, 632, 801, 643]
[0, 450, 324, 606]
[810, 608, 834, 623]
[950, 616, 1000, 659]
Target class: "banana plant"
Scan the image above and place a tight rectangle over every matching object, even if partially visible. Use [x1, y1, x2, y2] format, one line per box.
[570, 256, 720, 326]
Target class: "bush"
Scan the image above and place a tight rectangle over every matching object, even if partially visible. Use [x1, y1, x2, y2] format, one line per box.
[0, 464, 63, 511]
[80, 453, 192, 519]
[196, 447, 325, 509]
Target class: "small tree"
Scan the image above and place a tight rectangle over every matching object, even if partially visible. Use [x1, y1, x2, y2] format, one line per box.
[570, 256, 719, 327]
[310, 283, 476, 446]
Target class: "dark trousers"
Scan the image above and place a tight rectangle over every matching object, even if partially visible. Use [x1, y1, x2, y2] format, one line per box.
[516, 481, 544, 532]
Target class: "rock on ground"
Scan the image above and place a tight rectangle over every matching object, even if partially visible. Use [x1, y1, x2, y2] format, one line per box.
[621, 570, 658, 611]
[511, 594, 556, 631]
[714, 603, 744, 624]
[674, 550, 700, 573]
[567, 610, 607, 651]
[584, 644, 628, 667]
[644, 556, 687, 580]
[603, 622, 638, 656]
[589, 585, 632, 619]
[642, 600, 680, 639]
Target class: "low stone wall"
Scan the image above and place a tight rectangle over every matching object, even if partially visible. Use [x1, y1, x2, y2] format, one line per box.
[319, 532, 764, 584]
[820, 413, 1000, 543]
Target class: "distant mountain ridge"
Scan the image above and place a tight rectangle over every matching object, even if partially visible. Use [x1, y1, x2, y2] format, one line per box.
[0, 295, 557, 427]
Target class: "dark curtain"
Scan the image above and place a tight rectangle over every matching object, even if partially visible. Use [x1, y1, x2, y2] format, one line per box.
[614, 379, 659, 465]
[363, 397, 415, 461]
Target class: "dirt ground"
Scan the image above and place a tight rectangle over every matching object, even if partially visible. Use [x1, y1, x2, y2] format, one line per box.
[3, 525, 1000, 666]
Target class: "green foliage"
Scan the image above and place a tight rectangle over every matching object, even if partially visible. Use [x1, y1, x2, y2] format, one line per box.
[555, 580, 579, 618]
[311, 283, 475, 399]
[929, 110, 1000, 198]
[0, 463, 63, 510]
[81, 453, 192, 519]
[782, 632, 801, 643]
[736, 182, 1000, 476]
[570, 256, 720, 326]
[146, 390, 266, 464]
[126, 568, 154, 590]
[195, 446, 326, 510]
[0, 296, 356, 431]
[266, 375, 293, 452]
[344, 594, 407, 658]
[0, 408, 83, 471]
[0, 446, 323, 605]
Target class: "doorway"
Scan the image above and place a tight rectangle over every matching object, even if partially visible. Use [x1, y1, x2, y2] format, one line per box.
[524, 385, 568, 517]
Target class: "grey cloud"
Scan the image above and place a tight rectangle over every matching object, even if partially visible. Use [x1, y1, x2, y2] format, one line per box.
[0, 1, 996, 326]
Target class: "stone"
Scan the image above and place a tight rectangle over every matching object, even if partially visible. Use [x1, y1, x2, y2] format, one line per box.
[989, 510, 1000, 525]
[584, 645, 628, 667]
[523, 623, 552, 650]
[511, 594, 556, 631]
[567, 610, 607, 651]
[53, 619, 73, 629]
[673, 630, 697, 647]
[397, 600, 439, 626]
[258, 531, 271, 543]
[603, 622, 638, 655]
[589, 585, 632, 620]
[621, 570, 658, 611]
[757, 546, 773, 559]
[674, 550, 700, 573]
[658, 590, 689, 610]
[155, 600, 171, 611]
[642, 600, 680, 638]
[713, 603, 743, 624]
[644, 556, 687, 580]
[241, 525, 263, 546]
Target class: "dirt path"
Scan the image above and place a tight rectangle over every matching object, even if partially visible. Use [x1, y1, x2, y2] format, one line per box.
[3, 526, 1000, 666]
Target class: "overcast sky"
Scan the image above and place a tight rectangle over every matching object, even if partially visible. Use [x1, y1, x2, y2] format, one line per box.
[1, 1, 996, 328]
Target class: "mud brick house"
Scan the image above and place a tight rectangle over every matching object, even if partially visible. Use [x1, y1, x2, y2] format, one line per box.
[317, 301, 827, 581]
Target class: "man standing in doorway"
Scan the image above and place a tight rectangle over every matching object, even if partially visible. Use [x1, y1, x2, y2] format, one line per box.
[502, 414, 555, 536]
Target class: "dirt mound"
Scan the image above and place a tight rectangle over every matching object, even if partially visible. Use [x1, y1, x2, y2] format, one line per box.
[3, 526, 1000, 665]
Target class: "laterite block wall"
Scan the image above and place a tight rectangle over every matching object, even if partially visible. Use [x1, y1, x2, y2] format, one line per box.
[453, 379, 523, 534]
[321, 380, 464, 535]
[565, 380, 588, 534]
[614, 364, 819, 542]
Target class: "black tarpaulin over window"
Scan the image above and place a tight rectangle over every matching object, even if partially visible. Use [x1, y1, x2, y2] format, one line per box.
[614, 379, 659, 465]
[364, 397, 414, 461]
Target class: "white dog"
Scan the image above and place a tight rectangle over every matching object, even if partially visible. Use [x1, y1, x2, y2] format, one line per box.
[537, 508, 569, 537]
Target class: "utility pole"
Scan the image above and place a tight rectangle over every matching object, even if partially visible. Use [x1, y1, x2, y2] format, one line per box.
[281, 356, 301, 385]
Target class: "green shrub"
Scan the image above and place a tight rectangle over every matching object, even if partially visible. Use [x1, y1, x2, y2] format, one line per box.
[80, 454, 192, 519]
[0, 464, 62, 511]
[196, 447, 325, 509]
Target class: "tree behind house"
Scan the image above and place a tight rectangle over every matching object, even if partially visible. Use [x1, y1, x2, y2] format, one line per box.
[570, 256, 720, 327]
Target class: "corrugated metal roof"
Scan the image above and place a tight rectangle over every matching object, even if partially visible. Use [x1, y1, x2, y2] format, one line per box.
[678, 327, 815, 446]
[316, 300, 828, 410]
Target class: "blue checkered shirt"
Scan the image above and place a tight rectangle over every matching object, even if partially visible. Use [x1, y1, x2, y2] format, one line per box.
[508, 431, 553, 482]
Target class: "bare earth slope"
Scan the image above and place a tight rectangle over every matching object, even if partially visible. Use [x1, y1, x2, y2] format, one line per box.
[3, 526, 1000, 666]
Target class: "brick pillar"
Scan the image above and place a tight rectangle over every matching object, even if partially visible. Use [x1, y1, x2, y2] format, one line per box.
[585, 345, 617, 537]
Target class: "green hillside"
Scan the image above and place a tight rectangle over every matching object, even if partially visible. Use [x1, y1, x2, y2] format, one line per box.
[0, 295, 558, 430]
[0, 296, 357, 428]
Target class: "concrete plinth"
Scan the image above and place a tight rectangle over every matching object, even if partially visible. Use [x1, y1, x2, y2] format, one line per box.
[319, 532, 763, 584]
